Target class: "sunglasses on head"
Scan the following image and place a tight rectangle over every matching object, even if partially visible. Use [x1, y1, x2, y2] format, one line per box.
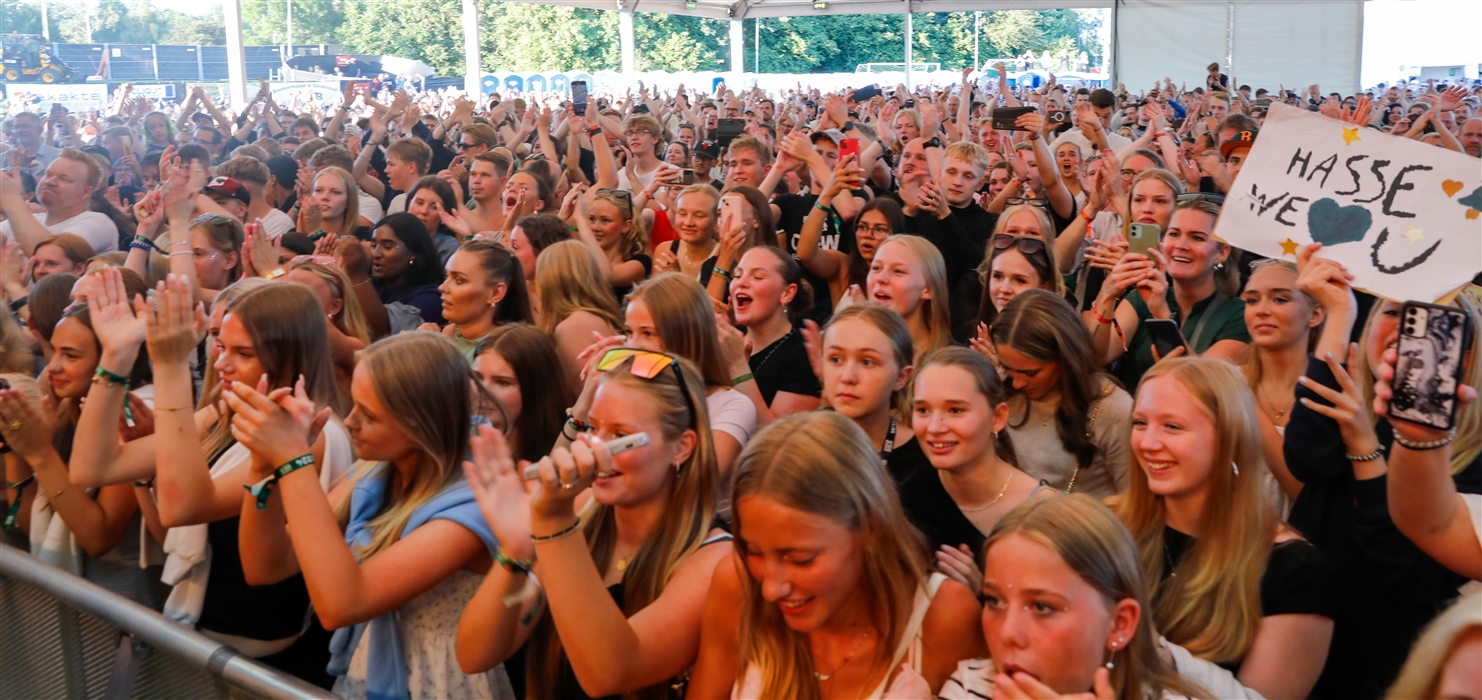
[192, 213, 236, 227]
[1004, 196, 1048, 208]
[992, 234, 1045, 255]
[290, 254, 339, 269]
[1176, 193, 1225, 205]
[595, 348, 697, 428]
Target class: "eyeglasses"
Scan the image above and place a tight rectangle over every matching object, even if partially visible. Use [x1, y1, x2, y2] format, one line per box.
[992, 234, 1045, 255]
[856, 224, 893, 238]
[1004, 197, 1047, 208]
[627, 129, 654, 138]
[595, 348, 697, 428]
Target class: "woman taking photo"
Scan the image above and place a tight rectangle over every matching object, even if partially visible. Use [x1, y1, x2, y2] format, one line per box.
[990, 290, 1132, 498]
[1075, 169, 1182, 329]
[651, 185, 720, 286]
[817, 303, 927, 481]
[582, 273, 754, 479]
[534, 240, 623, 389]
[371, 213, 446, 326]
[1091, 198, 1248, 390]
[0, 268, 155, 605]
[1121, 357, 1335, 700]
[456, 350, 729, 699]
[704, 186, 776, 305]
[284, 257, 372, 402]
[68, 276, 351, 682]
[686, 411, 985, 698]
[301, 167, 369, 242]
[439, 240, 534, 363]
[471, 323, 569, 463]
[1284, 245, 1482, 699]
[1239, 259, 1324, 507]
[866, 235, 952, 363]
[229, 332, 512, 698]
[727, 246, 821, 423]
[939, 495, 1242, 700]
[906, 347, 1049, 592]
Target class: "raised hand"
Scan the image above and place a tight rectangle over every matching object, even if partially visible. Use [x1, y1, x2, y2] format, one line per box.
[85, 266, 148, 358]
[142, 274, 208, 367]
[0, 390, 56, 461]
[463, 424, 536, 560]
[241, 220, 280, 278]
[225, 375, 330, 472]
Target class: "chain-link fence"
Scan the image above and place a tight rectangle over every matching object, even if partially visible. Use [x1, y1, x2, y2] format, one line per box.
[0, 544, 337, 700]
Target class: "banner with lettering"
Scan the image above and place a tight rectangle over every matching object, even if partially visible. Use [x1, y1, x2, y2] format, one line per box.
[1214, 104, 1482, 302]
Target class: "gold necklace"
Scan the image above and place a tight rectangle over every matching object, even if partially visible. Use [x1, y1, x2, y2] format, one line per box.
[958, 469, 1015, 513]
[1259, 381, 1294, 422]
[815, 629, 872, 682]
[679, 241, 714, 271]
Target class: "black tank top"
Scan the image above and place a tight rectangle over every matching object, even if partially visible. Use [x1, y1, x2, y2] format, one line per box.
[195, 516, 313, 641]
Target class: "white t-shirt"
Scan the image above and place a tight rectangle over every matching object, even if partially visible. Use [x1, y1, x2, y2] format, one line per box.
[386, 192, 408, 215]
[706, 388, 757, 447]
[357, 188, 384, 224]
[256, 208, 295, 239]
[0, 210, 119, 253]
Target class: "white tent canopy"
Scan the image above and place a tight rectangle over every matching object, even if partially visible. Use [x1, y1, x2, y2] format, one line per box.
[216, 0, 1367, 104]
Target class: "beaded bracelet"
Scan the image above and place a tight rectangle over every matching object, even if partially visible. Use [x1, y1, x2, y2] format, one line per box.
[564, 408, 590, 433]
[1393, 430, 1457, 452]
[243, 454, 315, 510]
[531, 519, 582, 542]
[1345, 447, 1385, 462]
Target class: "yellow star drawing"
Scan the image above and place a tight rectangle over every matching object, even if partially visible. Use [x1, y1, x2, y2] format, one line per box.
[1342, 127, 1361, 145]
[1402, 225, 1426, 243]
[1279, 238, 1299, 256]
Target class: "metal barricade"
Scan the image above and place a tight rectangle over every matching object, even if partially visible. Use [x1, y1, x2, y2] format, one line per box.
[0, 544, 337, 700]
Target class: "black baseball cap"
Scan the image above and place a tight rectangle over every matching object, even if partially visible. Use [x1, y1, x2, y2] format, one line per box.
[693, 141, 721, 160]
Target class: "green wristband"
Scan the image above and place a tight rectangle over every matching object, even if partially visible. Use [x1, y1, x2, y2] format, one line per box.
[244, 454, 315, 510]
[731, 372, 754, 386]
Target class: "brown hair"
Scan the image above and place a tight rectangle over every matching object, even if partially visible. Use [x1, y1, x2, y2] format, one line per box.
[473, 323, 570, 462]
[34, 233, 94, 272]
[626, 273, 732, 389]
[386, 137, 433, 175]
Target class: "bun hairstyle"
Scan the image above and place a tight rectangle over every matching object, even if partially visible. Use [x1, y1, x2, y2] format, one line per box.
[747, 246, 814, 324]
[911, 346, 1019, 467]
[459, 239, 535, 326]
[730, 412, 928, 699]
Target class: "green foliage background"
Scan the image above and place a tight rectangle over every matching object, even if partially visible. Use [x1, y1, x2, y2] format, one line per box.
[0, 0, 1101, 77]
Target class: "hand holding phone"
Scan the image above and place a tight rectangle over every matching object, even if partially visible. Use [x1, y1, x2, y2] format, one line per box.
[839, 137, 860, 163]
[1126, 223, 1160, 258]
[1388, 301, 1472, 431]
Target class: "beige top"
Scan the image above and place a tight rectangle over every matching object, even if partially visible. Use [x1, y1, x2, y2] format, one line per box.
[1004, 380, 1134, 499]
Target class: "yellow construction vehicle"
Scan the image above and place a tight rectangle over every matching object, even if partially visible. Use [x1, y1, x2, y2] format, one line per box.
[2, 34, 76, 84]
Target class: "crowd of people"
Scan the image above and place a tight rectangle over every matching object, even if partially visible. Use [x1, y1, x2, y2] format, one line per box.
[0, 61, 1480, 700]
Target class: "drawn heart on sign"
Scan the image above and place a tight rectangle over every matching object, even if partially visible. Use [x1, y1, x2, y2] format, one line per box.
[1442, 180, 1465, 197]
[1458, 186, 1482, 213]
[1307, 198, 1372, 247]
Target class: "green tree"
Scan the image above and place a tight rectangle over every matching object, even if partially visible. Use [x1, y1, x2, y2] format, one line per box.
[482, 4, 618, 72]
[241, 0, 345, 47]
[0, 0, 64, 39]
[341, 0, 464, 73]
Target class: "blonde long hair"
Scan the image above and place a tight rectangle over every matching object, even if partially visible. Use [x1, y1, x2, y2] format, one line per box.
[987, 495, 1212, 700]
[1386, 590, 1482, 699]
[534, 240, 623, 336]
[527, 354, 718, 700]
[626, 273, 732, 389]
[315, 166, 362, 240]
[591, 188, 649, 261]
[289, 260, 372, 348]
[1116, 357, 1275, 664]
[731, 411, 929, 699]
[876, 235, 952, 358]
[1239, 259, 1322, 392]
[334, 332, 475, 559]
[985, 204, 1065, 296]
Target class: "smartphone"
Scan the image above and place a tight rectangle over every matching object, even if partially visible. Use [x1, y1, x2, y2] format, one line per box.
[120, 134, 132, 151]
[522, 433, 650, 479]
[1127, 223, 1161, 257]
[1389, 301, 1473, 430]
[720, 193, 743, 228]
[680, 168, 695, 185]
[1046, 109, 1069, 125]
[571, 80, 588, 117]
[839, 137, 860, 163]
[1144, 319, 1188, 359]
[991, 106, 1035, 132]
[1253, 98, 1272, 107]
[714, 118, 745, 149]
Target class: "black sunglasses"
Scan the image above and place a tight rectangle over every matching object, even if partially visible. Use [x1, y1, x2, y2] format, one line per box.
[992, 234, 1045, 255]
[1176, 193, 1225, 205]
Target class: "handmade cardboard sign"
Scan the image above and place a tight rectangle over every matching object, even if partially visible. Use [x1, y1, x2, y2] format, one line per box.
[1215, 103, 1482, 303]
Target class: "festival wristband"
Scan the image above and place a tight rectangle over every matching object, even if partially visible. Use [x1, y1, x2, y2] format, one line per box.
[93, 365, 130, 387]
[731, 372, 754, 386]
[494, 548, 534, 575]
[4, 476, 34, 533]
[244, 454, 315, 510]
